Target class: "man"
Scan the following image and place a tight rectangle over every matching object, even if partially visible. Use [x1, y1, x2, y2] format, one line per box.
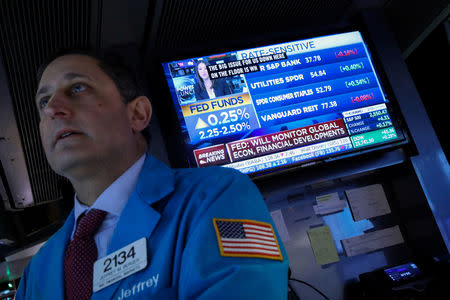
[15, 49, 288, 299]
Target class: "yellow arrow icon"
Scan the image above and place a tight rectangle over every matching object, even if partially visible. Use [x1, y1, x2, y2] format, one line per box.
[195, 117, 209, 129]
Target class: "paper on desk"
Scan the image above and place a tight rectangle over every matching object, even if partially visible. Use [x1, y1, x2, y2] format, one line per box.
[316, 192, 340, 203]
[285, 203, 314, 222]
[345, 184, 391, 221]
[341, 225, 404, 257]
[313, 192, 347, 215]
[307, 225, 340, 265]
[313, 201, 347, 216]
[270, 209, 290, 242]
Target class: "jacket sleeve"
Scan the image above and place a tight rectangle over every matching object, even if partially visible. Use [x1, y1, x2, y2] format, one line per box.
[178, 169, 289, 300]
[14, 263, 30, 300]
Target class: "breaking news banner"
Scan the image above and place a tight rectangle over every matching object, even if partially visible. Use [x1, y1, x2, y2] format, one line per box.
[193, 144, 230, 167]
[193, 119, 348, 167]
[223, 137, 354, 174]
[226, 119, 348, 162]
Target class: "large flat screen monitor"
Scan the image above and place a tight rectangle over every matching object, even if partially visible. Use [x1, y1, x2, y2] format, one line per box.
[161, 30, 407, 177]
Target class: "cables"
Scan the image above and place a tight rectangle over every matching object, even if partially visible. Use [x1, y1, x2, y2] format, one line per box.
[288, 282, 301, 300]
[288, 268, 330, 300]
[289, 278, 330, 300]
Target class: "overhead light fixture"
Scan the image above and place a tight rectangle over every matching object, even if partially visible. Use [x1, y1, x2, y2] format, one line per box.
[0, 238, 14, 246]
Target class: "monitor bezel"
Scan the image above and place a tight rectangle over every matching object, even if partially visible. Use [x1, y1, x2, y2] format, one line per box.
[150, 23, 412, 180]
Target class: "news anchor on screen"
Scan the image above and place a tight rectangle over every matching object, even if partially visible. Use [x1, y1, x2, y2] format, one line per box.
[193, 60, 232, 100]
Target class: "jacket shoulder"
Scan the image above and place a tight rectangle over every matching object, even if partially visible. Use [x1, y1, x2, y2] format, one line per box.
[174, 166, 246, 184]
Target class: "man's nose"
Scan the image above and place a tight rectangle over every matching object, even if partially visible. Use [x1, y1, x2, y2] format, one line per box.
[42, 90, 72, 119]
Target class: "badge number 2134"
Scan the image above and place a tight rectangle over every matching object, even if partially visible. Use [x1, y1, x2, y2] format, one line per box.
[103, 246, 136, 272]
[93, 237, 148, 292]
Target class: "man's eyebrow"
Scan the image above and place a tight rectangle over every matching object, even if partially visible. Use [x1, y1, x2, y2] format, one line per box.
[35, 72, 90, 99]
[63, 72, 89, 81]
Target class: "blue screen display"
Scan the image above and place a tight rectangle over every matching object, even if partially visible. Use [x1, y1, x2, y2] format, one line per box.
[162, 31, 405, 175]
[384, 263, 423, 281]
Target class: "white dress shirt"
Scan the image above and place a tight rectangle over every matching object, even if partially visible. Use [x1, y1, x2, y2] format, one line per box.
[70, 153, 146, 258]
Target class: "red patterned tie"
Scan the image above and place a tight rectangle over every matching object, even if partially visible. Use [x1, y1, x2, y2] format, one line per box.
[64, 209, 107, 300]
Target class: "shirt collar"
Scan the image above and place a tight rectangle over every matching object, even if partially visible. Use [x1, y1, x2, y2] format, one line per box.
[73, 153, 147, 221]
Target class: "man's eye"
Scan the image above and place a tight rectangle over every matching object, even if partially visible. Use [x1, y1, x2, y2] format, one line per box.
[39, 96, 50, 109]
[70, 83, 86, 94]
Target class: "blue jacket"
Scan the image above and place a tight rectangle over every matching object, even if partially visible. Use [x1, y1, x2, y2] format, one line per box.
[16, 154, 288, 299]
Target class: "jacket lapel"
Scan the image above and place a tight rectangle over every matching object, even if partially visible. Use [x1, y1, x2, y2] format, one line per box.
[92, 154, 175, 300]
[39, 210, 74, 299]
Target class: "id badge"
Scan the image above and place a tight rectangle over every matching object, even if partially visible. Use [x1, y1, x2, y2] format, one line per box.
[93, 237, 148, 292]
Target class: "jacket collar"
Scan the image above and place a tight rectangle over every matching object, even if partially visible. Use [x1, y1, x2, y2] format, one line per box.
[92, 153, 175, 300]
[39, 153, 174, 300]
[106, 153, 175, 251]
[134, 153, 175, 206]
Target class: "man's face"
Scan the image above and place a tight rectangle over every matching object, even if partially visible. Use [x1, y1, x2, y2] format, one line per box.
[36, 54, 137, 177]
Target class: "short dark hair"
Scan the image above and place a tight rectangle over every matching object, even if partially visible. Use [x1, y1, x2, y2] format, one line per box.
[36, 48, 151, 144]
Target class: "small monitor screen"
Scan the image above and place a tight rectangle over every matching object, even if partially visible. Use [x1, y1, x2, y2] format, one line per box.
[384, 263, 423, 281]
[161, 31, 406, 176]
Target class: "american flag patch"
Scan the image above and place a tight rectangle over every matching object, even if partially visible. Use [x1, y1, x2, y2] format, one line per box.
[213, 218, 283, 261]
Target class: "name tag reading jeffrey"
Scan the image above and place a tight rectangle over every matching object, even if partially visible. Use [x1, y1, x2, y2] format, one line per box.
[93, 237, 148, 292]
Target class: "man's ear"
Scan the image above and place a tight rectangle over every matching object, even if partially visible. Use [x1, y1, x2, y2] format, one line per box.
[127, 96, 152, 134]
